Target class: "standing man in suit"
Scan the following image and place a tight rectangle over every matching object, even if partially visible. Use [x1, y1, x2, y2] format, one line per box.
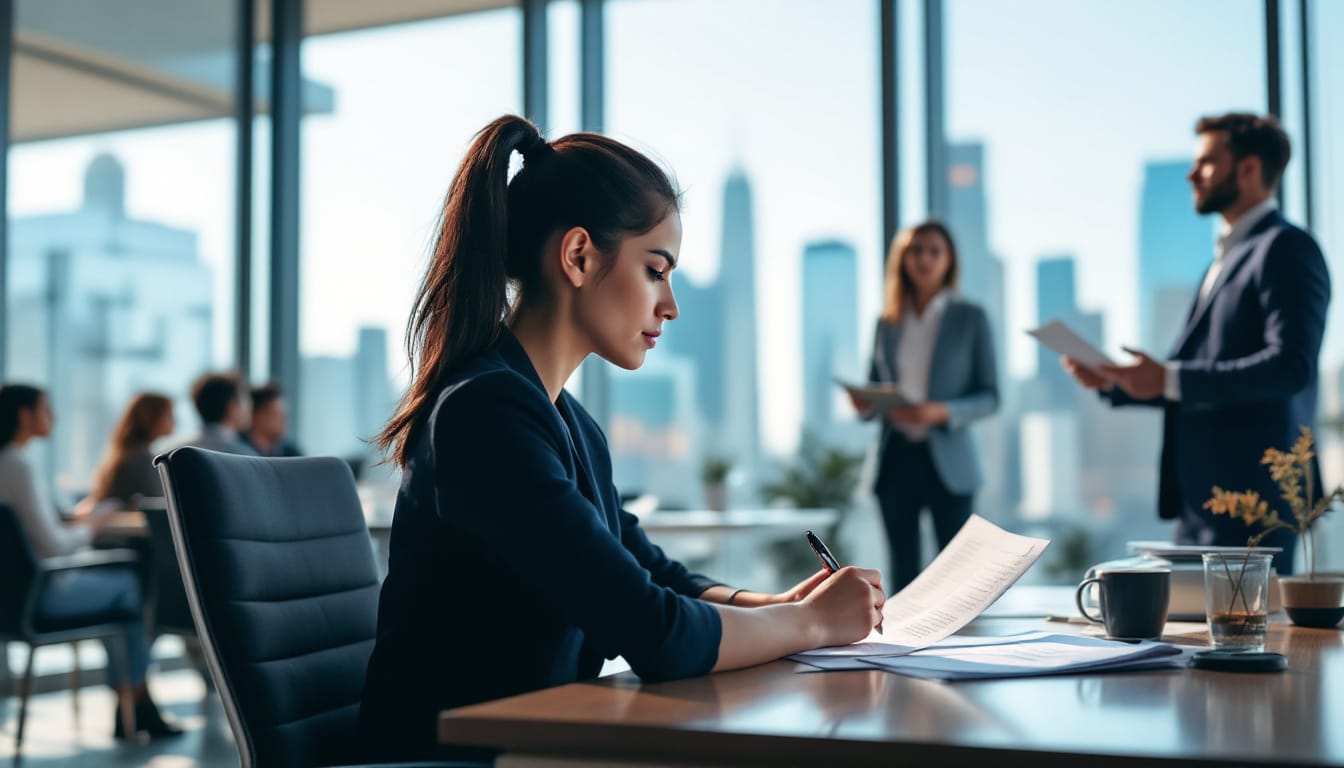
[850, 220, 999, 592]
[1063, 113, 1329, 573]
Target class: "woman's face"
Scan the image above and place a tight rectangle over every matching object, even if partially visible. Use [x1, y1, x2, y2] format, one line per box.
[24, 395, 54, 439]
[576, 212, 682, 370]
[902, 230, 952, 296]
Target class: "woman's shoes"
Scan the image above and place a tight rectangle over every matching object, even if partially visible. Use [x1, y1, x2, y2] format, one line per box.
[112, 695, 184, 740]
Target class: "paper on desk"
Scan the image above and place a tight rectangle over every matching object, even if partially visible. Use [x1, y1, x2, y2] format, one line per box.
[794, 631, 1056, 671]
[790, 515, 1049, 667]
[1027, 319, 1116, 373]
[860, 633, 1187, 681]
[874, 515, 1049, 647]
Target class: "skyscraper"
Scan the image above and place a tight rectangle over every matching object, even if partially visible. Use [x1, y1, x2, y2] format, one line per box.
[1138, 160, 1213, 352]
[354, 326, 394, 445]
[7, 153, 213, 483]
[944, 142, 1012, 514]
[607, 356, 698, 505]
[946, 142, 1007, 369]
[801, 240, 860, 438]
[660, 276, 722, 425]
[1034, 254, 1103, 405]
[717, 167, 761, 476]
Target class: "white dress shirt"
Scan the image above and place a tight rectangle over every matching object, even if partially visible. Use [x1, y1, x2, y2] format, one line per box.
[0, 444, 91, 558]
[1164, 199, 1278, 401]
[895, 290, 950, 441]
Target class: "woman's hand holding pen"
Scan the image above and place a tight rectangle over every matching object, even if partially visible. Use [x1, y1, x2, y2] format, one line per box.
[773, 570, 831, 604]
[800, 566, 886, 647]
[887, 402, 949, 426]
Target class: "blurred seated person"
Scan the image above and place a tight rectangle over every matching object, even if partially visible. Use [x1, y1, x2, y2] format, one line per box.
[242, 383, 303, 458]
[180, 372, 257, 455]
[86, 392, 175, 507]
[0, 384, 181, 739]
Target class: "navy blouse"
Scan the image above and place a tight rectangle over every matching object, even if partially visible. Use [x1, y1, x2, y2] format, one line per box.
[359, 329, 723, 761]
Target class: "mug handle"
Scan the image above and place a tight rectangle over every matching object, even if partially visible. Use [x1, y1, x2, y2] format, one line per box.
[1075, 577, 1104, 623]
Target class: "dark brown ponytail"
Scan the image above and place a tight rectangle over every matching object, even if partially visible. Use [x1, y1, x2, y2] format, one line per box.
[376, 115, 680, 466]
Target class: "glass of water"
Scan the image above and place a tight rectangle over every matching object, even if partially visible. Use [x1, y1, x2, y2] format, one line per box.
[1202, 552, 1273, 652]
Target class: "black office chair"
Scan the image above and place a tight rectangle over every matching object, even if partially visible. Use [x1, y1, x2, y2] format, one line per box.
[0, 504, 138, 752]
[153, 447, 480, 768]
[140, 503, 196, 637]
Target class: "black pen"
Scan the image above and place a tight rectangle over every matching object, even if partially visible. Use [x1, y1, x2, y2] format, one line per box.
[805, 530, 840, 572]
[805, 530, 882, 634]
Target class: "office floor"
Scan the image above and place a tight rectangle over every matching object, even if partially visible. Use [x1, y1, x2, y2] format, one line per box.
[0, 669, 238, 766]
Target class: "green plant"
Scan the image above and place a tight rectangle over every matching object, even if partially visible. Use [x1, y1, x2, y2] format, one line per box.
[758, 435, 864, 512]
[760, 435, 865, 583]
[1205, 426, 1344, 579]
[701, 456, 733, 485]
[1042, 528, 1096, 583]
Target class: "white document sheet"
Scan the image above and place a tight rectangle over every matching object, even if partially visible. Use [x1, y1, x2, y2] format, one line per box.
[790, 515, 1050, 666]
[1026, 319, 1116, 373]
[874, 515, 1050, 647]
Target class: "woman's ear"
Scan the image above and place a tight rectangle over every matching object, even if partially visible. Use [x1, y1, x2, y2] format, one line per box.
[558, 226, 594, 288]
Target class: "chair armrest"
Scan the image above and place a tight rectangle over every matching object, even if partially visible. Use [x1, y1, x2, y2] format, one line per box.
[38, 548, 140, 574]
[19, 549, 143, 639]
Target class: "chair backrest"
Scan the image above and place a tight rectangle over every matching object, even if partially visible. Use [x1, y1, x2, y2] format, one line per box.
[154, 447, 380, 768]
[0, 504, 38, 636]
[141, 503, 197, 636]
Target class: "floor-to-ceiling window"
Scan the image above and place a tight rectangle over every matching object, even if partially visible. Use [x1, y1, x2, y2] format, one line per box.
[1308, 0, 1343, 568]
[296, 4, 522, 468]
[602, 0, 882, 586]
[6, 0, 242, 493]
[936, 0, 1267, 579]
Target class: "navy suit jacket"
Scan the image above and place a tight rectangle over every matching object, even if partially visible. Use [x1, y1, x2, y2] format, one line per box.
[359, 329, 722, 761]
[869, 297, 999, 495]
[1109, 209, 1329, 546]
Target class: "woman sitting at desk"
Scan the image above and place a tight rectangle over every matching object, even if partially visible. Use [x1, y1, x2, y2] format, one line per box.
[359, 115, 887, 762]
[86, 392, 175, 507]
[850, 221, 998, 593]
[0, 384, 180, 739]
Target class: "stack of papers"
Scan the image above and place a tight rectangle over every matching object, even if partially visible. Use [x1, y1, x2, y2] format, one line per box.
[793, 514, 1050, 658]
[795, 631, 1187, 680]
[787, 515, 1184, 680]
[862, 633, 1186, 681]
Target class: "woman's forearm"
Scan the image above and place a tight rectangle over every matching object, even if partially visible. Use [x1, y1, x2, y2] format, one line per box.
[711, 603, 824, 672]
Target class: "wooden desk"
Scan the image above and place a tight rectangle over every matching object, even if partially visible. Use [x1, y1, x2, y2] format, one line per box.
[440, 607, 1344, 766]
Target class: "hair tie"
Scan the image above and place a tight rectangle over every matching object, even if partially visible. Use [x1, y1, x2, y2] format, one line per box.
[521, 135, 555, 165]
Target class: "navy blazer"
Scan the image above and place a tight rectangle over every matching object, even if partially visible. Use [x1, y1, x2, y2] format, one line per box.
[1109, 209, 1330, 542]
[359, 329, 722, 761]
[868, 297, 999, 495]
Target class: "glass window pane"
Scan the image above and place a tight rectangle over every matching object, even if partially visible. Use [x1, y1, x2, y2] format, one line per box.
[603, 0, 882, 587]
[940, 0, 1265, 578]
[6, 0, 240, 491]
[298, 7, 522, 465]
[1310, 0, 1344, 567]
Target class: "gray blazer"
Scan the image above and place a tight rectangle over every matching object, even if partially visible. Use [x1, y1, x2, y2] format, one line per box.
[869, 297, 998, 495]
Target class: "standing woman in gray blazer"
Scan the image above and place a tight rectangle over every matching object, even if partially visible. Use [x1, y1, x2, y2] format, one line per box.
[850, 221, 998, 592]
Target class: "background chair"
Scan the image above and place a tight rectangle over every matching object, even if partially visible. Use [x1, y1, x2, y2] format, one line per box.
[0, 504, 137, 751]
[154, 448, 480, 768]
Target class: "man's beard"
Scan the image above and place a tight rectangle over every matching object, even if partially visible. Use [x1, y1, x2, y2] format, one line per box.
[1195, 171, 1239, 215]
